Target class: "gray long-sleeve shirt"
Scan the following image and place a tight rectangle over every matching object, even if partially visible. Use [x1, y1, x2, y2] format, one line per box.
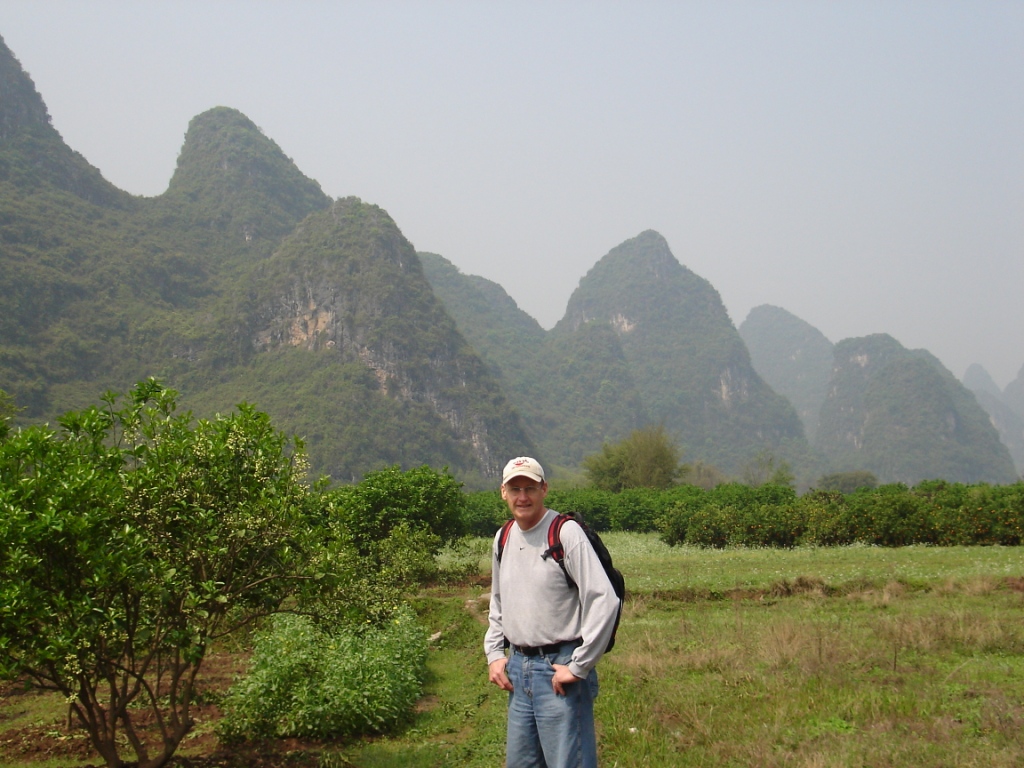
[484, 508, 620, 679]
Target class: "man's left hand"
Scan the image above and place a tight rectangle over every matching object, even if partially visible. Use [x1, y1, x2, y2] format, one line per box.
[551, 664, 581, 695]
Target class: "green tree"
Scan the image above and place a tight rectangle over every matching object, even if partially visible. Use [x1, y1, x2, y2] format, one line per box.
[741, 448, 795, 488]
[816, 470, 879, 494]
[582, 424, 685, 491]
[0, 388, 18, 441]
[0, 380, 328, 768]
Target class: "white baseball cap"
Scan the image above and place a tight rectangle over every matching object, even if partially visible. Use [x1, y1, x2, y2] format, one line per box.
[502, 456, 545, 485]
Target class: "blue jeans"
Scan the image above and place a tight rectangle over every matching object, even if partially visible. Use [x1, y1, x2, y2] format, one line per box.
[505, 642, 600, 768]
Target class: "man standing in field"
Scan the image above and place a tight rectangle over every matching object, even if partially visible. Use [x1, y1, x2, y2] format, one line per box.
[485, 457, 620, 768]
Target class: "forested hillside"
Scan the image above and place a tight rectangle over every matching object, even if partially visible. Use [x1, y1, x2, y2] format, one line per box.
[739, 304, 834, 443]
[419, 252, 646, 472]
[555, 232, 811, 474]
[425, 233, 813, 477]
[963, 364, 1024, 474]
[817, 334, 1016, 484]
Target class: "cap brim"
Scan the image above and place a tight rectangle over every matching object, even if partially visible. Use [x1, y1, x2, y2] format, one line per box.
[503, 471, 544, 484]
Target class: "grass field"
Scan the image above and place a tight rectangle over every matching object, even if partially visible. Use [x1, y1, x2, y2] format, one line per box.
[4, 535, 1024, 767]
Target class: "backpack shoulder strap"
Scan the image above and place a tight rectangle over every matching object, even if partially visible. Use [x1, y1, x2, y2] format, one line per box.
[543, 513, 574, 587]
[496, 519, 516, 563]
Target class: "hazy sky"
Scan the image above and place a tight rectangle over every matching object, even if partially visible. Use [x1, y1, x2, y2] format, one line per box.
[3, 2, 1022, 386]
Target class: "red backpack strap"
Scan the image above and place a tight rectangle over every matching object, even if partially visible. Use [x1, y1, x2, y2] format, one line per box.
[543, 514, 573, 589]
[546, 514, 570, 562]
[496, 519, 516, 562]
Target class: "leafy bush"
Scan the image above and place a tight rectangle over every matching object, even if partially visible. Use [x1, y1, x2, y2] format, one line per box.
[729, 502, 804, 548]
[800, 490, 855, 546]
[581, 425, 685, 491]
[609, 487, 668, 532]
[683, 505, 733, 548]
[463, 489, 506, 537]
[656, 500, 694, 547]
[546, 488, 615, 531]
[0, 380, 324, 768]
[845, 484, 934, 546]
[219, 608, 428, 741]
[816, 470, 879, 494]
[329, 464, 466, 556]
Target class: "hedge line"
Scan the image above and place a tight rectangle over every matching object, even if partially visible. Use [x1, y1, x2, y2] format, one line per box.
[465, 481, 1024, 548]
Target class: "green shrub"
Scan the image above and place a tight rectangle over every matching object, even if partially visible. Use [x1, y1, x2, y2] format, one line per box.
[463, 489, 506, 537]
[219, 608, 428, 741]
[684, 504, 734, 549]
[657, 500, 694, 547]
[815, 470, 878, 494]
[329, 465, 466, 556]
[799, 490, 855, 546]
[989, 483, 1024, 545]
[609, 488, 663, 532]
[547, 488, 615, 530]
[846, 484, 934, 546]
[730, 502, 804, 548]
[706, 482, 798, 510]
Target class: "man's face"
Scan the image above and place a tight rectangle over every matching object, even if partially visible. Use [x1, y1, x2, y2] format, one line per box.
[501, 475, 548, 531]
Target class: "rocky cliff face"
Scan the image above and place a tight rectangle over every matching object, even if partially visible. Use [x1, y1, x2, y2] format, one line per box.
[241, 198, 532, 479]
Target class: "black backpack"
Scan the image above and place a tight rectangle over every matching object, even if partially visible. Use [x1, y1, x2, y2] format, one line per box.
[497, 511, 625, 652]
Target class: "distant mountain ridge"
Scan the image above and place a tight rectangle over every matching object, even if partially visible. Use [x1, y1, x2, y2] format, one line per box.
[742, 303, 1017, 484]
[2, 30, 1019, 487]
[1004, 365, 1024, 422]
[0, 35, 128, 208]
[425, 232, 812, 477]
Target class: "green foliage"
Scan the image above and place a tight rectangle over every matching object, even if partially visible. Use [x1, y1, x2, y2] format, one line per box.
[582, 424, 685, 492]
[313, 465, 472, 625]
[607, 488, 667, 532]
[329, 464, 466, 556]
[656, 479, 1024, 549]
[462, 489, 507, 537]
[816, 470, 878, 494]
[0, 387, 17, 440]
[0, 379, 323, 768]
[800, 490, 856, 546]
[740, 448, 795, 488]
[546, 488, 616, 531]
[218, 609, 428, 741]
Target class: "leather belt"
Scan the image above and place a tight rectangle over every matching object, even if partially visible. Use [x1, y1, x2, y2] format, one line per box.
[511, 639, 581, 657]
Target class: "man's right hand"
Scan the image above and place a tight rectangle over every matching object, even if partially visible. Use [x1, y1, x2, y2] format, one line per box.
[489, 658, 513, 691]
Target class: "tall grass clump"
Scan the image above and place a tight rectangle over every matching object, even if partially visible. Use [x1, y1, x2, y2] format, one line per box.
[218, 608, 428, 741]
